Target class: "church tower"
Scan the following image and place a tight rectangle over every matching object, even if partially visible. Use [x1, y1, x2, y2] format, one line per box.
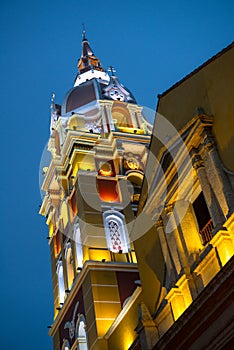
[40, 30, 152, 350]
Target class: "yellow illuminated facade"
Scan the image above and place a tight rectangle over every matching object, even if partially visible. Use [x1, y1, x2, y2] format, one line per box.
[131, 42, 234, 349]
[40, 32, 152, 350]
[41, 35, 234, 350]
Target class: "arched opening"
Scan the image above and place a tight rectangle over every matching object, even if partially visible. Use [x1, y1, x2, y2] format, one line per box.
[103, 211, 130, 253]
[74, 223, 83, 269]
[62, 339, 70, 350]
[65, 244, 75, 288]
[61, 201, 69, 230]
[56, 260, 65, 304]
[76, 315, 88, 350]
[127, 171, 144, 203]
[111, 102, 132, 128]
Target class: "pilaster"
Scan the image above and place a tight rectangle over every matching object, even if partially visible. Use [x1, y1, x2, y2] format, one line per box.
[154, 218, 177, 289]
[163, 204, 189, 274]
[191, 151, 225, 228]
[202, 129, 234, 218]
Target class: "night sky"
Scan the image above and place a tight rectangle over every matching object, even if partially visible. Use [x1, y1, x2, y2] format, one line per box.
[0, 0, 233, 349]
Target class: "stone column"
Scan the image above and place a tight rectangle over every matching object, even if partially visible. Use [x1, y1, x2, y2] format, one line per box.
[155, 218, 177, 289]
[127, 104, 138, 128]
[136, 302, 158, 350]
[163, 204, 188, 275]
[173, 200, 203, 258]
[99, 101, 114, 133]
[192, 152, 225, 228]
[203, 130, 234, 218]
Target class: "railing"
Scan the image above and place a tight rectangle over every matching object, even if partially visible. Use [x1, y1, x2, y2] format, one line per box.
[200, 218, 214, 245]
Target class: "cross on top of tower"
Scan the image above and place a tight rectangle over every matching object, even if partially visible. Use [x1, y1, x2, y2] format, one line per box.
[108, 66, 116, 76]
[82, 23, 86, 41]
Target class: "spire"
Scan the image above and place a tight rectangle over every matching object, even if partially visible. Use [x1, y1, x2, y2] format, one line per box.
[82, 23, 86, 40]
[74, 25, 110, 87]
[77, 26, 104, 73]
[50, 92, 58, 133]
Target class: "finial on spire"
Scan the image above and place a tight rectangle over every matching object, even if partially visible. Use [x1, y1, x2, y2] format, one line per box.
[50, 92, 58, 133]
[108, 66, 116, 76]
[50, 92, 55, 109]
[82, 23, 86, 41]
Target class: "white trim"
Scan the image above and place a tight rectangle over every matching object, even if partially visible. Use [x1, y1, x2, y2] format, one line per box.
[74, 70, 110, 87]
[49, 261, 138, 336]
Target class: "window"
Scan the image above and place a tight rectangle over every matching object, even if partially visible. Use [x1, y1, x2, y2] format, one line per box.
[193, 192, 213, 244]
[62, 339, 70, 350]
[65, 243, 75, 288]
[76, 315, 88, 350]
[56, 260, 65, 303]
[54, 231, 61, 257]
[103, 211, 130, 253]
[127, 171, 143, 203]
[74, 223, 83, 269]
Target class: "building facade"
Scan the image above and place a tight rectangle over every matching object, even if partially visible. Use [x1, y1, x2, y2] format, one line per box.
[40, 31, 152, 350]
[40, 36, 234, 350]
[133, 42, 234, 350]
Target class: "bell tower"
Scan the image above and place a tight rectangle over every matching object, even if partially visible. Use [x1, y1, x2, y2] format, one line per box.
[40, 31, 152, 350]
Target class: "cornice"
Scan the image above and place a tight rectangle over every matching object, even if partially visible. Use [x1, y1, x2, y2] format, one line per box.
[49, 261, 138, 337]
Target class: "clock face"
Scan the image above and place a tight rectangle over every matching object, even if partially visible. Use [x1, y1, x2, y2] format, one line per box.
[109, 88, 125, 101]
[126, 157, 139, 170]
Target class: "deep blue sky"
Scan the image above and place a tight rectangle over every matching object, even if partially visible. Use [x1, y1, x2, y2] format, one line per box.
[0, 0, 233, 349]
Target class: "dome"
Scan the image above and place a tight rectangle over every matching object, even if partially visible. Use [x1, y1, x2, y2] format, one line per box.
[61, 77, 137, 116]
[61, 34, 137, 116]
[61, 79, 105, 115]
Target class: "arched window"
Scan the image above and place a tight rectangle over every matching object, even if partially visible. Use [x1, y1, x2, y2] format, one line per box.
[111, 102, 132, 128]
[56, 260, 65, 304]
[103, 211, 130, 253]
[62, 339, 70, 350]
[127, 171, 144, 203]
[76, 315, 88, 350]
[65, 243, 75, 288]
[61, 201, 69, 230]
[74, 222, 83, 269]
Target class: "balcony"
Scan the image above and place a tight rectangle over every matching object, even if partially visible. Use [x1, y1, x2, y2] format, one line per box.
[200, 218, 214, 245]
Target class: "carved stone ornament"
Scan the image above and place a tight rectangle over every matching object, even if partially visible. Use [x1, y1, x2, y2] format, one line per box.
[64, 301, 79, 340]
[192, 154, 205, 170]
